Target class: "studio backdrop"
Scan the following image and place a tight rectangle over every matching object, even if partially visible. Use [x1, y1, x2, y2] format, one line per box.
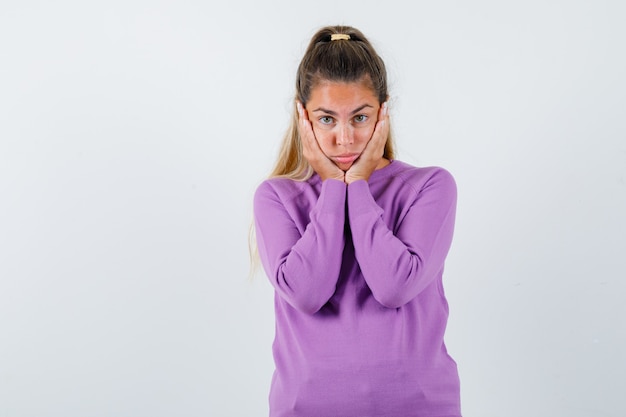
[1, 1, 624, 416]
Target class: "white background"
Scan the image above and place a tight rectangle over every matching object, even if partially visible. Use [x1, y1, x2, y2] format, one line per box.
[1, 1, 624, 416]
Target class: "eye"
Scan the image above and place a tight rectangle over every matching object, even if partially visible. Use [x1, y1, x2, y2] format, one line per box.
[319, 116, 334, 125]
[354, 114, 368, 123]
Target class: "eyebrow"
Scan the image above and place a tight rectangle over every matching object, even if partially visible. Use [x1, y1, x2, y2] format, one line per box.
[311, 104, 374, 116]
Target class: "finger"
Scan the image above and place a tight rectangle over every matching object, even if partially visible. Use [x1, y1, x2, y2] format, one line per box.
[296, 101, 306, 120]
[377, 103, 390, 137]
[381, 101, 389, 118]
[377, 101, 389, 132]
[297, 103, 315, 144]
[367, 102, 389, 149]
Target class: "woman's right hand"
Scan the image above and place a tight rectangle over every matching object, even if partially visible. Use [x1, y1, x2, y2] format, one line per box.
[297, 102, 345, 182]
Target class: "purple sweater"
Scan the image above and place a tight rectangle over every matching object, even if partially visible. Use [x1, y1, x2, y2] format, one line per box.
[253, 160, 461, 417]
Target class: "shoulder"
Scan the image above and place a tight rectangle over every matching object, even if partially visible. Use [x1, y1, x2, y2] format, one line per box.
[254, 176, 320, 206]
[382, 160, 456, 195]
[393, 161, 455, 182]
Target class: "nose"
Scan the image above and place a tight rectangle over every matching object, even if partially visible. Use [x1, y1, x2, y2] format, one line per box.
[336, 124, 354, 146]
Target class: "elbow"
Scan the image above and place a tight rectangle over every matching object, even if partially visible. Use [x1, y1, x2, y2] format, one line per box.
[291, 297, 328, 315]
[274, 276, 335, 315]
[283, 290, 333, 315]
[368, 266, 428, 309]
[369, 269, 438, 309]
[366, 259, 422, 309]
[271, 257, 342, 315]
[371, 289, 412, 309]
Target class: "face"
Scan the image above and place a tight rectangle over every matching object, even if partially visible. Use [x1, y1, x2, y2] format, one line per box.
[305, 79, 381, 171]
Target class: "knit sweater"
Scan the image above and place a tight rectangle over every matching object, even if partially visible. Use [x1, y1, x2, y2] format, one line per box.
[253, 160, 461, 417]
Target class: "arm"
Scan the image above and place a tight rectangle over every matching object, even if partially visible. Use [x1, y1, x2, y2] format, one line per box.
[347, 169, 457, 308]
[253, 179, 347, 314]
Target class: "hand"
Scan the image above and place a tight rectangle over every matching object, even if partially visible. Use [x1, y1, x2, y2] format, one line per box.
[297, 101, 345, 182]
[344, 102, 389, 185]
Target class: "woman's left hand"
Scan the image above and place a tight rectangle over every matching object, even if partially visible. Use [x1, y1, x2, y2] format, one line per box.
[345, 102, 389, 185]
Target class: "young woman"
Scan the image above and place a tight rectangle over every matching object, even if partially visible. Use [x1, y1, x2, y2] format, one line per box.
[253, 25, 462, 417]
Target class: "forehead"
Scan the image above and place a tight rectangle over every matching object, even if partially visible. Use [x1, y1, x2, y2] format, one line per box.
[308, 78, 378, 109]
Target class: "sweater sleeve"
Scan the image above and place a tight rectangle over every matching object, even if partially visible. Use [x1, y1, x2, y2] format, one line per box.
[346, 169, 457, 308]
[253, 179, 347, 314]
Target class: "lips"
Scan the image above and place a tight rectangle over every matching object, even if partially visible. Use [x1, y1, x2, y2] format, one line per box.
[333, 153, 360, 165]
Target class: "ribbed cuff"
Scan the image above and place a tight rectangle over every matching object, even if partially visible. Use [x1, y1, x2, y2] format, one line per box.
[347, 179, 383, 218]
[313, 179, 347, 215]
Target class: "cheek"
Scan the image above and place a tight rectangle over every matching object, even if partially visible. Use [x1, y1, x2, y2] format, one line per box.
[312, 129, 333, 155]
[354, 127, 374, 147]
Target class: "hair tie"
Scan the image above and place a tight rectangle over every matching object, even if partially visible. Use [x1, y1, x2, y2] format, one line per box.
[330, 34, 350, 41]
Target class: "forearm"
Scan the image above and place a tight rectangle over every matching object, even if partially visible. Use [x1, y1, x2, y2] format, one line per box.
[254, 179, 347, 314]
[347, 174, 456, 308]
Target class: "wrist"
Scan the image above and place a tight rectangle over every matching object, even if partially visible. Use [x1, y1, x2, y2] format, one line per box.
[344, 171, 370, 185]
[320, 172, 346, 183]
[319, 164, 345, 182]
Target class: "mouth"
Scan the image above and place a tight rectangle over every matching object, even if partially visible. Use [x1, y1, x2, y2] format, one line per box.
[332, 153, 360, 165]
